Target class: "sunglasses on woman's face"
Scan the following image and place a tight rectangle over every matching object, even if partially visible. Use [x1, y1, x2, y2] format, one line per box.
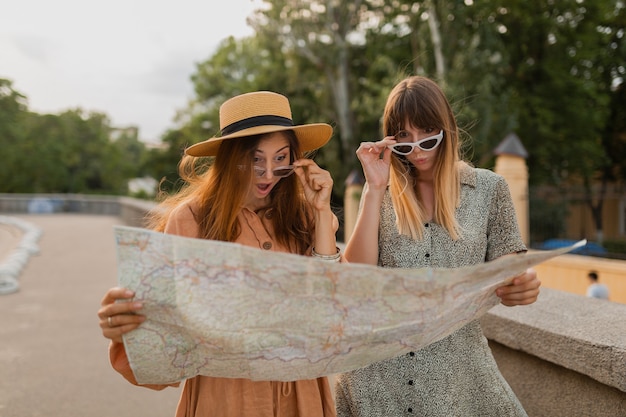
[387, 130, 444, 155]
[252, 165, 296, 178]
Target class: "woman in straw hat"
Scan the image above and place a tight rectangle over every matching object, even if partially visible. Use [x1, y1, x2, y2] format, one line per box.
[98, 91, 339, 416]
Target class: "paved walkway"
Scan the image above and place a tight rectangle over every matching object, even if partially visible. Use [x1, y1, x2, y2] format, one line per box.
[0, 214, 181, 417]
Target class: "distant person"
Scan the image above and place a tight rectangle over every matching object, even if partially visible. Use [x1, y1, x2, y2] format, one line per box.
[586, 270, 610, 300]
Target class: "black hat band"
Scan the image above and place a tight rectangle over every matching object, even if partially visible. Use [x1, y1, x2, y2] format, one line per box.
[221, 115, 294, 136]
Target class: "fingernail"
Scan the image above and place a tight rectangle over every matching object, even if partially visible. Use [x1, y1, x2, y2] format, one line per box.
[133, 302, 143, 309]
[124, 290, 135, 297]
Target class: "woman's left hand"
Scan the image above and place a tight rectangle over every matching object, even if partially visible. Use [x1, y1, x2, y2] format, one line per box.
[98, 287, 145, 343]
[496, 268, 541, 306]
[293, 159, 333, 211]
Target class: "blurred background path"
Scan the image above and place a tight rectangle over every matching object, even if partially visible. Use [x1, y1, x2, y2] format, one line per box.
[0, 215, 181, 417]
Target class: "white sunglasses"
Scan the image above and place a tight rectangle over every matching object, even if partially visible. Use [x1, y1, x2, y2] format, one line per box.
[387, 130, 444, 155]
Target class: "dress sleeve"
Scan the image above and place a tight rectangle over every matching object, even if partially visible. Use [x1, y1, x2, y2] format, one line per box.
[485, 175, 527, 261]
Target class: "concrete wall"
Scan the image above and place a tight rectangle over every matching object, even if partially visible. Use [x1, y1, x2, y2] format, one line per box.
[0, 193, 121, 215]
[117, 197, 157, 227]
[0, 194, 154, 228]
[481, 288, 626, 417]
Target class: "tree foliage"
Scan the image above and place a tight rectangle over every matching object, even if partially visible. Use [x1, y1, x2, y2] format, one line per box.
[1, 0, 624, 241]
[0, 79, 148, 194]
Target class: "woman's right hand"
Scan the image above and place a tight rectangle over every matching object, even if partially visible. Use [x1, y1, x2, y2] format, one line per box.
[355, 137, 396, 189]
[97, 287, 145, 344]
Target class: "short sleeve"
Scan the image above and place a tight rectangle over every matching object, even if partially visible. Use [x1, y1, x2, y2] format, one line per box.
[485, 175, 526, 261]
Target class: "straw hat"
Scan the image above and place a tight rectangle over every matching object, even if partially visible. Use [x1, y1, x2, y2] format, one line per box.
[185, 91, 333, 157]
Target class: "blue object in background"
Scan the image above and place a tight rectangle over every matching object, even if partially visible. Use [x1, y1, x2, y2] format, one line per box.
[27, 198, 55, 214]
[539, 239, 607, 256]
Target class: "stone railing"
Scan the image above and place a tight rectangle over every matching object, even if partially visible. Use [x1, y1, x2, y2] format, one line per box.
[0, 193, 122, 216]
[117, 197, 157, 227]
[0, 194, 156, 226]
[1, 194, 625, 415]
[481, 288, 626, 417]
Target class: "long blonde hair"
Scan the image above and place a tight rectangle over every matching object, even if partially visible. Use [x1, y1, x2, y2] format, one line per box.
[147, 131, 314, 254]
[383, 76, 464, 240]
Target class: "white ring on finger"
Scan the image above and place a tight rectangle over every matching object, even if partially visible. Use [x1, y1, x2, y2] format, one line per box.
[108, 316, 113, 327]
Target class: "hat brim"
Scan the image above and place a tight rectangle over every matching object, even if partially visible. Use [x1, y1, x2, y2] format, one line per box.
[185, 123, 333, 157]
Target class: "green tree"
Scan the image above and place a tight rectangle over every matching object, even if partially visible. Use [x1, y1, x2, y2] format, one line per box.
[496, 0, 625, 242]
[0, 79, 30, 192]
[158, 0, 626, 242]
[249, 1, 362, 159]
[17, 109, 133, 194]
[0, 80, 154, 196]
[145, 128, 189, 196]
[110, 128, 150, 184]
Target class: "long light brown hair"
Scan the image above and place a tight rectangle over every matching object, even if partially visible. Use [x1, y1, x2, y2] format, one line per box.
[383, 76, 465, 240]
[147, 131, 314, 254]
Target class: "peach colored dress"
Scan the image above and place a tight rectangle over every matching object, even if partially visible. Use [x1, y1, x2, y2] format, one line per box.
[110, 202, 336, 417]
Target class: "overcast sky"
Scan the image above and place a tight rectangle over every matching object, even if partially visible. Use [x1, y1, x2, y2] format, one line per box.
[1, 0, 260, 142]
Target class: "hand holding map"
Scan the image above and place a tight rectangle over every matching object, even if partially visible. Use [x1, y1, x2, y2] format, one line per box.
[114, 225, 584, 384]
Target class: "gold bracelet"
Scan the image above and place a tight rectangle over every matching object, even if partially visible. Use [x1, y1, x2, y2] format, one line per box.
[312, 247, 341, 262]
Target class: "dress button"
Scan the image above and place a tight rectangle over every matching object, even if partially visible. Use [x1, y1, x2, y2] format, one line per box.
[408, 380, 413, 385]
[425, 253, 430, 258]
[265, 210, 273, 219]
[409, 352, 415, 357]
[262, 241, 272, 250]
[407, 408, 413, 413]
[424, 223, 429, 227]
